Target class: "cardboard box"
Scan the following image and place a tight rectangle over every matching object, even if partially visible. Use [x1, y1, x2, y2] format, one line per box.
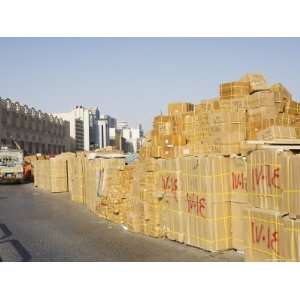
[247, 149, 288, 211]
[244, 207, 285, 262]
[220, 81, 250, 100]
[240, 73, 268, 93]
[168, 102, 194, 115]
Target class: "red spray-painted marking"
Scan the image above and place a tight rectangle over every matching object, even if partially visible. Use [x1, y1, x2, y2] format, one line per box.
[251, 221, 279, 253]
[186, 193, 206, 218]
[252, 166, 280, 190]
[232, 172, 247, 191]
[161, 176, 177, 193]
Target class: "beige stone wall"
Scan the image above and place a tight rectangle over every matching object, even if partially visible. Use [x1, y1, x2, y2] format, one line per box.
[0, 98, 70, 154]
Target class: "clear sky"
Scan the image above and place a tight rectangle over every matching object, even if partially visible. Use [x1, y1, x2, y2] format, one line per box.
[0, 37, 299, 130]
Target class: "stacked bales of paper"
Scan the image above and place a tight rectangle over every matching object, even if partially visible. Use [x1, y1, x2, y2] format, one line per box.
[157, 156, 232, 252]
[84, 158, 125, 214]
[256, 126, 297, 141]
[127, 161, 146, 233]
[243, 206, 300, 262]
[229, 156, 249, 251]
[247, 149, 291, 211]
[281, 154, 300, 217]
[156, 158, 184, 242]
[126, 158, 165, 237]
[68, 155, 86, 204]
[244, 207, 285, 261]
[220, 81, 250, 100]
[168, 102, 194, 115]
[49, 157, 68, 193]
[279, 217, 300, 262]
[96, 160, 130, 224]
[33, 160, 51, 191]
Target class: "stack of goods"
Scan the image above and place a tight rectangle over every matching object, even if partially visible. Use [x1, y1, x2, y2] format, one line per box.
[126, 158, 164, 237]
[220, 81, 250, 100]
[151, 115, 187, 159]
[141, 73, 300, 158]
[244, 149, 300, 261]
[247, 149, 288, 211]
[127, 161, 146, 233]
[84, 158, 125, 213]
[33, 160, 50, 190]
[33, 156, 68, 193]
[229, 156, 249, 251]
[244, 207, 285, 261]
[67, 154, 86, 204]
[156, 157, 184, 242]
[142, 158, 164, 237]
[157, 155, 232, 252]
[49, 156, 68, 193]
[256, 126, 297, 141]
[281, 154, 300, 217]
[96, 160, 130, 224]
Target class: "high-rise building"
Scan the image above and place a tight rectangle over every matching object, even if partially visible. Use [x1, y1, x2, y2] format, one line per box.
[54, 106, 110, 151]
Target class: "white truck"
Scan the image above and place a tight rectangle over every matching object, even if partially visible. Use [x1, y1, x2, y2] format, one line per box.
[0, 146, 24, 183]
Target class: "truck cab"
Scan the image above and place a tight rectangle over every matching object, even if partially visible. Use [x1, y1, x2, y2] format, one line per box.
[0, 147, 24, 183]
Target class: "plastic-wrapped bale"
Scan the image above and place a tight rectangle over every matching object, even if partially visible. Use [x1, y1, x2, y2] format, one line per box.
[256, 126, 297, 141]
[84, 158, 100, 213]
[158, 156, 232, 252]
[127, 161, 145, 234]
[281, 154, 300, 217]
[36, 160, 51, 191]
[247, 149, 291, 211]
[156, 158, 184, 242]
[49, 157, 68, 193]
[279, 216, 300, 262]
[69, 156, 86, 204]
[181, 156, 232, 251]
[229, 156, 249, 251]
[244, 207, 285, 262]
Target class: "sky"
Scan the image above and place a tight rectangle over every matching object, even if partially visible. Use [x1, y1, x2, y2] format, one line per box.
[0, 37, 299, 130]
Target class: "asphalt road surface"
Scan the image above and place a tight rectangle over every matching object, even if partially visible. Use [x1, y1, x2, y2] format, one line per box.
[0, 183, 244, 262]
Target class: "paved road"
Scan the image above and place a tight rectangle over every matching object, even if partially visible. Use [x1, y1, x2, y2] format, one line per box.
[0, 183, 243, 262]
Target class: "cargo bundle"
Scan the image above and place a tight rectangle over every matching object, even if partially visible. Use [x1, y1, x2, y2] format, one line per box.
[31, 73, 300, 261]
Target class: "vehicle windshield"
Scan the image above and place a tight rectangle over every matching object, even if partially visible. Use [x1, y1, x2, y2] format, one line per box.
[0, 152, 23, 167]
